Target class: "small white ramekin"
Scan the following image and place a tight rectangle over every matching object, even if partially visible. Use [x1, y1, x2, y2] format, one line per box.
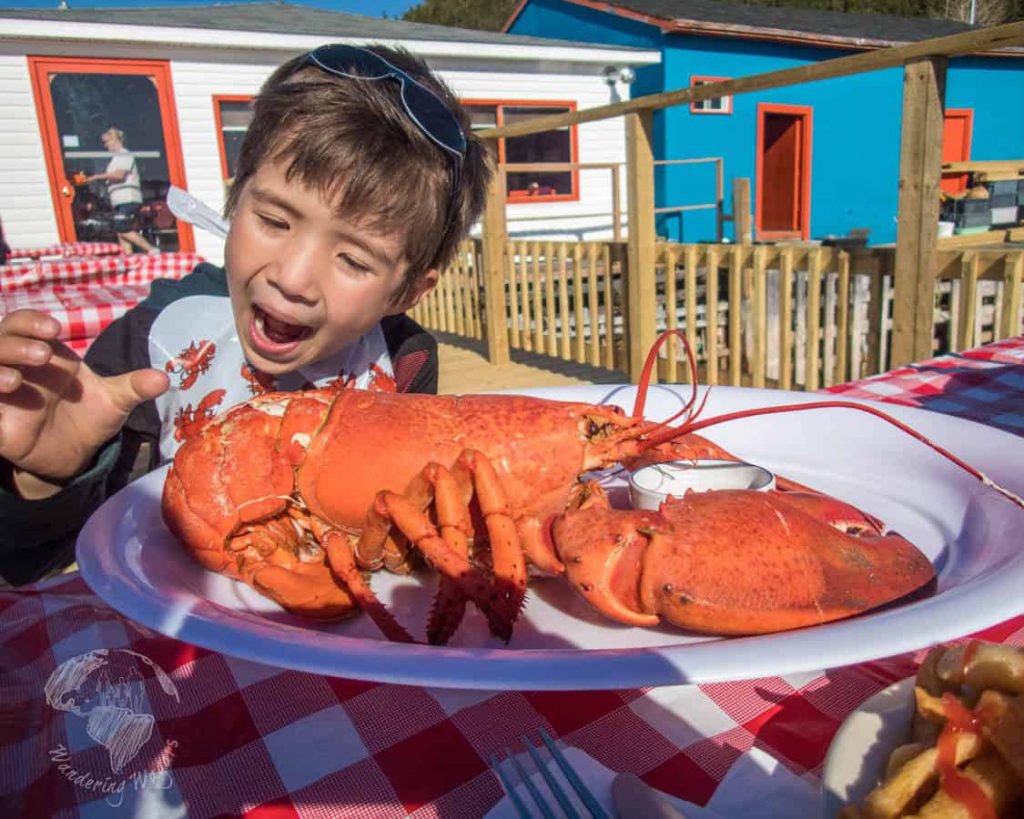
[628, 459, 776, 511]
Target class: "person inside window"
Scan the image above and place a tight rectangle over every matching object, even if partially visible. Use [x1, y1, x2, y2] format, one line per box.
[84, 128, 157, 254]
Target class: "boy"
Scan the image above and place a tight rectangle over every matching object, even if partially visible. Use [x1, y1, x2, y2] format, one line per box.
[0, 44, 490, 585]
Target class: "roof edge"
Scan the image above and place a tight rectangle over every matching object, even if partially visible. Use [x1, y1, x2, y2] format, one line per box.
[524, 0, 1022, 56]
[0, 17, 661, 64]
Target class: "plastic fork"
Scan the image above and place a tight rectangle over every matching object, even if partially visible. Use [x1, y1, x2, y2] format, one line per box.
[489, 728, 612, 819]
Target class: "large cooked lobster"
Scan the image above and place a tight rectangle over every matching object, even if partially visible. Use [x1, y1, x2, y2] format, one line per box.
[159, 333, 1021, 646]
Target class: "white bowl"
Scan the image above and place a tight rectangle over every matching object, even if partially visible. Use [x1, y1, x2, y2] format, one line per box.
[627, 459, 776, 510]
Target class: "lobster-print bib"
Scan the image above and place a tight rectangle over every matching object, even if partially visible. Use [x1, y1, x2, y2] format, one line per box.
[149, 295, 394, 461]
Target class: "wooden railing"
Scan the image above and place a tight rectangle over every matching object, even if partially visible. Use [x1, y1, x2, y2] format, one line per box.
[410, 239, 483, 340]
[462, 20, 1024, 382]
[414, 239, 1024, 390]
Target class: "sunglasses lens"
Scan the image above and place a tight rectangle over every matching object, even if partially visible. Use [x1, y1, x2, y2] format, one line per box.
[400, 83, 466, 155]
[308, 45, 466, 158]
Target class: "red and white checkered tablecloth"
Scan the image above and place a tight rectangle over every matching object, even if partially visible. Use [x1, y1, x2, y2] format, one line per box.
[2, 338, 1024, 818]
[0, 252, 203, 293]
[0, 282, 150, 348]
[823, 336, 1024, 437]
[6, 242, 124, 261]
[0, 253, 204, 355]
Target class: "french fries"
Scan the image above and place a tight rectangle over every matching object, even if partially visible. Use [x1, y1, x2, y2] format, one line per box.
[842, 642, 1024, 819]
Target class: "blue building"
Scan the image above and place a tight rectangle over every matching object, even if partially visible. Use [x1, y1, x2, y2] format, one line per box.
[506, 0, 1024, 245]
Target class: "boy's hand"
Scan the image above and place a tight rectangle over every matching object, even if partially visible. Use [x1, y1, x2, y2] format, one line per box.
[0, 309, 169, 496]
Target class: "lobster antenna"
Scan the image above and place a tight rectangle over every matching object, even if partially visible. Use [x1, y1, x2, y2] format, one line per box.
[632, 329, 700, 422]
[643, 400, 1024, 512]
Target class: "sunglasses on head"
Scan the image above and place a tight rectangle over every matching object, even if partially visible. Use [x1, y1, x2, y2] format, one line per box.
[305, 44, 467, 246]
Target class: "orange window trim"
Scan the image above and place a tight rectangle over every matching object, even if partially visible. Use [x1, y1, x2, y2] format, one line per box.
[690, 76, 733, 115]
[463, 98, 580, 204]
[754, 103, 814, 241]
[27, 55, 194, 251]
[212, 94, 253, 182]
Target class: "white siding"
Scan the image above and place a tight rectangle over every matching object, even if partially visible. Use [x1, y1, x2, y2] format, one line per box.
[0, 37, 646, 263]
[445, 67, 629, 242]
[0, 52, 61, 249]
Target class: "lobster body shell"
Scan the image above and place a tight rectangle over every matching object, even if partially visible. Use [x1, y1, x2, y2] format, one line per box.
[295, 391, 633, 530]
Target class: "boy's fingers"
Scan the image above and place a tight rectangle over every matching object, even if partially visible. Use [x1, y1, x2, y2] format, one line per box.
[105, 368, 170, 414]
[0, 333, 55, 370]
[0, 366, 23, 393]
[0, 309, 61, 340]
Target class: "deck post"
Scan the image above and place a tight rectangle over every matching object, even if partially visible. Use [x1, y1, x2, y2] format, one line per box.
[891, 56, 947, 367]
[481, 147, 510, 365]
[732, 178, 752, 244]
[625, 110, 657, 382]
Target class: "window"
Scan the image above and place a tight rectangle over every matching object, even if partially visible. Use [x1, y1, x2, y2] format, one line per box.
[463, 100, 578, 202]
[690, 77, 732, 115]
[213, 96, 253, 183]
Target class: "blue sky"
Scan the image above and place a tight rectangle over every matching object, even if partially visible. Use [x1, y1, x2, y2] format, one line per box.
[0, 0, 419, 15]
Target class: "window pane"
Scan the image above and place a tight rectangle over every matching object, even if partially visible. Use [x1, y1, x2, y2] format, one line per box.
[51, 72, 183, 251]
[465, 104, 497, 131]
[217, 99, 253, 181]
[693, 81, 728, 112]
[503, 106, 572, 196]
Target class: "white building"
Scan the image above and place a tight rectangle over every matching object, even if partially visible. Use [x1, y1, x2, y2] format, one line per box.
[0, 1, 658, 263]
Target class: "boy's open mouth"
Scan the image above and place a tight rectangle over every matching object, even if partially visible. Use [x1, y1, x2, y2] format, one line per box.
[252, 306, 314, 349]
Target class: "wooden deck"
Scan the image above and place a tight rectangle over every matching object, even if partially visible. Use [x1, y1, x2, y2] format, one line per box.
[436, 331, 626, 394]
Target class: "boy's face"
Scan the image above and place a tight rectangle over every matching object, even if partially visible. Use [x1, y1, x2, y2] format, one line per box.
[225, 157, 436, 376]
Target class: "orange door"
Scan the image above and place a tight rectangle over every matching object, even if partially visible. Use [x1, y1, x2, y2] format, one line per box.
[29, 56, 194, 251]
[941, 109, 973, 195]
[756, 104, 813, 240]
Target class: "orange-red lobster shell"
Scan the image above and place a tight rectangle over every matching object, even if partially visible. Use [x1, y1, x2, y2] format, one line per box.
[161, 385, 937, 644]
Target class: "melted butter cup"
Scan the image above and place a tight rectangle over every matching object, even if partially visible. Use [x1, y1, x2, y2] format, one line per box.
[628, 459, 776, 510]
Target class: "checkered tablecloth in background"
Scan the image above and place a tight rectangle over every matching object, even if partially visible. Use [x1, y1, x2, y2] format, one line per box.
[0, 253, 204, 354]
[6, 242, 124, 261]
[2, 337, 1023, 818]
[0, 252, 204, 293]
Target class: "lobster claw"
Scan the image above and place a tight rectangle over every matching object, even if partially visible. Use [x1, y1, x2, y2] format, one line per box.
[551, 489, 936, 636]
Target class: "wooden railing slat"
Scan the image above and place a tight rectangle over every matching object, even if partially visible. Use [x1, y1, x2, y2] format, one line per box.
[587, 243, 601, 367]
[728, 247, 742, 386]
[684, 245, 698, 380]
[752, 245, 767, 388]
[806, 249, 823, 392]
[664, 245, 679, 380]
[999, 253, 1024, 340]
[835, 251, 851, 385]
[705, 247, 719, 386]
[558, 242, 571, 359]
[573, 243, 586, 363]
[531, 241, 544, 352]
[779, 248, 794, 390]
[602, 244, 615, 370]
[545, 242, 557, 357]
[509, 239, 524, 348]
[957, 252, 980, 351]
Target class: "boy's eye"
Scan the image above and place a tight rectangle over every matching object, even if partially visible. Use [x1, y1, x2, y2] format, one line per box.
[339, 254, 373, 275]
[256, 212, 288, 231]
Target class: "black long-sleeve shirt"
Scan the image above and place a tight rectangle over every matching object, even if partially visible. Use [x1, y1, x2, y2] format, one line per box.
[0, 263, 438, 586]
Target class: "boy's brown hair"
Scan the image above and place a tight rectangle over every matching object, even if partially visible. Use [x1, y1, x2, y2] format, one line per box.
[225, 44, 491, 304]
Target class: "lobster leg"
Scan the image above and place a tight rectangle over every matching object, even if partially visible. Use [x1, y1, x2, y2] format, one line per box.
[321, 526, 415, 643]
[351, 449, 528, 643]
[360, 489, 516, 640]
[411, 463, 475, 646]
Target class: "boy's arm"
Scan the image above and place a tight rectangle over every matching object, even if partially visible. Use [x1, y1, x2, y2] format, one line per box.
[0, 306, 162, 586]
[381, 314, 439, 395]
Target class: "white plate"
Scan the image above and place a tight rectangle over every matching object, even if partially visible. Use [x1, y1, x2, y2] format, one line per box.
[820, 677, 916, 816]
[77, 385, 1024, 689]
